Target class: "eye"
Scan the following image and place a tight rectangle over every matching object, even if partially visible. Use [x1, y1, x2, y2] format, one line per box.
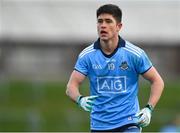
[98, 19, 103, 24]
[106, 19, 113, 23]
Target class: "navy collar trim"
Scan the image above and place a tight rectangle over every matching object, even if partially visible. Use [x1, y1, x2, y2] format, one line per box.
[93, 36, 125, 49]
[93, 36, 126, 58]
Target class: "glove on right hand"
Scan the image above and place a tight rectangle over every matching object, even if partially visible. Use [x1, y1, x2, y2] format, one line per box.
[76, 95, 98, 112]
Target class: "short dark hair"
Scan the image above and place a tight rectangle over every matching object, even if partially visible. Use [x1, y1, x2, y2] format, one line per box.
[96, 4, 122, 23]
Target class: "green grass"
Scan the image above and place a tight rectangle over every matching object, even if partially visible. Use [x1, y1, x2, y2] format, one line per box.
[0, 80, 179, 131]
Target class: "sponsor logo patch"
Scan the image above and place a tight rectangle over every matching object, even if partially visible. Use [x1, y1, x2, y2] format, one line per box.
[97, 76, 127, 93]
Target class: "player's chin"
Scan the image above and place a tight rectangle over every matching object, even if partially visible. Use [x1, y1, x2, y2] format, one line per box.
[99, 36, 109, 41]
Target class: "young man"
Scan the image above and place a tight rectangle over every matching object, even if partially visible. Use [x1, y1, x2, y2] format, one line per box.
[66, 4, 164, 132]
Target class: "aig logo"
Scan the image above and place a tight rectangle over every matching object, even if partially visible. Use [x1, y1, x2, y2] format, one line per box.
[97, 76, 127, 93]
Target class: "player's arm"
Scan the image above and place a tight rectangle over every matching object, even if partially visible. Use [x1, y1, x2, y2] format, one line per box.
[66, 70, 98, 112]
[66, 70, 86, 102]
[136, 66, 164, 127]
[142, 66, 164, 108]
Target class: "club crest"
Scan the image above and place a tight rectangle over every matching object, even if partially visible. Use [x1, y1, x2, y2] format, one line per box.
[120, 61, 129, 70]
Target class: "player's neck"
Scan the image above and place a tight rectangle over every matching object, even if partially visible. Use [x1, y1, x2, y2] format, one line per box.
[100, 36, 119, 55]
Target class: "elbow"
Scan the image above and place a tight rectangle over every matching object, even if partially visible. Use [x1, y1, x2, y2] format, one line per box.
[161, 78, 164, 91]
[156, 76, 164, 92]
[152, 75, 164, 91]
[66, 84, 70, 96]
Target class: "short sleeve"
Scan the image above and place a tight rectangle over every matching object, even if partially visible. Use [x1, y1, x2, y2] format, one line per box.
[74, 55, 88, 76]
[135, 50, 152, 74]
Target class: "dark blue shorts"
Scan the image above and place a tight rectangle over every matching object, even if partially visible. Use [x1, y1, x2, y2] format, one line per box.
[91, 123, 141, 132]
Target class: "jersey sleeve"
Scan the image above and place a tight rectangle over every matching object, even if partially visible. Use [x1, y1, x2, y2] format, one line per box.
[74, 55, 88, 76]
[135, 50, 152, 74]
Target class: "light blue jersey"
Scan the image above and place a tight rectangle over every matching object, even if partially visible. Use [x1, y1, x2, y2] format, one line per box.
[74, 37, 152, 130]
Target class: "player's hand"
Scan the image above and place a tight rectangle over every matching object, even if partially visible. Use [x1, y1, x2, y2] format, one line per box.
[135, 105, 153, 127]
[76, 95, 98, 112]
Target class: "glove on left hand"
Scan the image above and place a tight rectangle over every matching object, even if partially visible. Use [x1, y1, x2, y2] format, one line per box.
[135, 105, 153, 127]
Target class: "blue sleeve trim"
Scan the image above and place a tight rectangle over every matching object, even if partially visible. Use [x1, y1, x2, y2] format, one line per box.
[74, 68, 87, 76]
[140, 66, 152, 75]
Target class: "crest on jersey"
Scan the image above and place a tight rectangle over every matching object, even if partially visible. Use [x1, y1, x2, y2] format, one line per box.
[120, 61, 129, 70]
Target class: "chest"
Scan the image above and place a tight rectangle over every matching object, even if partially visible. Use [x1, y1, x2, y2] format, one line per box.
[89, 53, 135, 77]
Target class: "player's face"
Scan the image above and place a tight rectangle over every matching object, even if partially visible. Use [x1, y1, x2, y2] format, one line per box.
[97, 13, 122, 41]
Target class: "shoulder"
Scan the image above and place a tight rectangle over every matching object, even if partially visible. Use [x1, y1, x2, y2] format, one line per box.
[78, 43, 97, 58]
[122, 40, 145, 58]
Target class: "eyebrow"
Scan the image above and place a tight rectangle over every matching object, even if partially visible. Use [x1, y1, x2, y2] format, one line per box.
[98, 18, 113, 21]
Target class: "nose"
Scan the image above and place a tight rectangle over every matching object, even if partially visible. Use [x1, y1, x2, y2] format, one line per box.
[100, 22, 107, 29]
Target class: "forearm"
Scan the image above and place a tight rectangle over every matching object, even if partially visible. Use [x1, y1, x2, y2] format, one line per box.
[148, 77, 164, 108]
[66, 84, 81, 102]
[66, 70, 85, 102]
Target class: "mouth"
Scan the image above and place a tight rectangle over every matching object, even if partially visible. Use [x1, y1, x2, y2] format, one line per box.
[100, 30, 108, 35]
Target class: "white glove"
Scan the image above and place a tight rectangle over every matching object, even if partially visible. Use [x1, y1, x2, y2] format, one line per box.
[76, 95, 98, 112]
[135, 105, 153, 127]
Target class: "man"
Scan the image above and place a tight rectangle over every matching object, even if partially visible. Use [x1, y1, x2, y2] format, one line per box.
[66, 4, 164, 132]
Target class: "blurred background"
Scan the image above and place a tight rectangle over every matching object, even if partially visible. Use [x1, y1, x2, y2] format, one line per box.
[0, 0, 180, 132]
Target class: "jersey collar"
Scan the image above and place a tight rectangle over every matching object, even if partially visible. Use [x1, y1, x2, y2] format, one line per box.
[93, 36, 126, 58]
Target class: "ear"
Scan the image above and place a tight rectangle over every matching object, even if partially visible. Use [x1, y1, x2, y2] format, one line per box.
[117, 22, 122, 32]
